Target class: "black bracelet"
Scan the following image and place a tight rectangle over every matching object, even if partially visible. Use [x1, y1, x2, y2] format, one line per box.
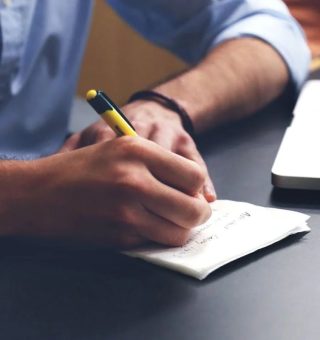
[128, 90, 195, 138]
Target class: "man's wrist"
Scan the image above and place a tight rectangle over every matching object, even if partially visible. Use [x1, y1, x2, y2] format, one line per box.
[128, 90, 195, 137]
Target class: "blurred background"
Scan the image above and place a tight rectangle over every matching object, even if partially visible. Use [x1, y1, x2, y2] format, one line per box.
[286, 0, 320, 57]
[77, 0, 320, 105]
[77, 0, 186, 105]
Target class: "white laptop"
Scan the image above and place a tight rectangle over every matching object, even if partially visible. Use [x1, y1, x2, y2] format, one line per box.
[272, 80, 320, 190]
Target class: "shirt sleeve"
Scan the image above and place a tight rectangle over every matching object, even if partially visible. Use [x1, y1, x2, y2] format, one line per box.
[108, 0, 311, 92]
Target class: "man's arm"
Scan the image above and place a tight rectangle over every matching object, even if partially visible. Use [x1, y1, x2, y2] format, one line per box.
[0, 137, 211, 247]
[61, 0, 310, 200]
[118, 38, 288, 198]
[152, 37, 289, 132]
[112, 0, 310, 85]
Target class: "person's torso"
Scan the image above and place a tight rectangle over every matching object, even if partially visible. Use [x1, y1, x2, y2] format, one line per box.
[0, 0, 93, 159]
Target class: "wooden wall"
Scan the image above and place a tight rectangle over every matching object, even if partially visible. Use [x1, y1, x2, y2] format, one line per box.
[77, 0, 186, 105]
[77, 1, 319, 103]
[285, 0, 320, 57]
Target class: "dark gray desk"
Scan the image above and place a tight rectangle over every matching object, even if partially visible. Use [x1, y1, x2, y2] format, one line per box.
[1, 88, 320, 340]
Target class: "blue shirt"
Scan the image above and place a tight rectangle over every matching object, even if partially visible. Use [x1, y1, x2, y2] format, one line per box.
[0, 0, 310, 159]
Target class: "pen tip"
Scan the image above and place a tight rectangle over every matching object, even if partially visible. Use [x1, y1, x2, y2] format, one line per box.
[86, 89, 97, 101]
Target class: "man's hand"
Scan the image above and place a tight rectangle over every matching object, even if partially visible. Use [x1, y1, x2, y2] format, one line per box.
[125, 100, 216, 202]
[60, 100, 216, 202]
[8, 137, 211, 248]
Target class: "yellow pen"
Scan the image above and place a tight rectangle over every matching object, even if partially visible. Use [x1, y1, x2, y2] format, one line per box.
[86, 89, 138, 137]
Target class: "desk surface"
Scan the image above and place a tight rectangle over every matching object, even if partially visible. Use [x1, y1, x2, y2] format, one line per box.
[1, 91, 320, 340]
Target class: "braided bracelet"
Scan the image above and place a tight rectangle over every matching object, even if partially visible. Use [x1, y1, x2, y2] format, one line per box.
[128, 90, 195, 138]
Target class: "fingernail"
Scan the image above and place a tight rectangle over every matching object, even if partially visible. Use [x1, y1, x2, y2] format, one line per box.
[204, 184, 216, 202]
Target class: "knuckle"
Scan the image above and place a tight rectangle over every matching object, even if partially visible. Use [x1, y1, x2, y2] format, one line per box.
[178, 132, 193, 146]
[115, 170, 147, 196]
[190, 163, 206, 189]
[116, 136, 144, 157]
[152, 121, 163, 132]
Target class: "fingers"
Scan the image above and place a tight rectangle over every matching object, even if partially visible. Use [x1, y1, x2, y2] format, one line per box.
[135, 206, 192, 246]
[58, 133, 81, 153]
[149, 125, 175, 151]
[175, 137, 216, 202]
[79, 120, 115, 146]
[58, 120, 116, 153]
[121, 102, 215, 201]
[139, 173, 212, 230]
[141, 141, 206, 197]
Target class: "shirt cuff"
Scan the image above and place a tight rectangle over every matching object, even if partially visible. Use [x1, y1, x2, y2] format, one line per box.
[212, 13, 311, 94]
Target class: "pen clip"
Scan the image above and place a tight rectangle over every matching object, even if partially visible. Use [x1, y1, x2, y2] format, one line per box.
[99, 91, 136, 131]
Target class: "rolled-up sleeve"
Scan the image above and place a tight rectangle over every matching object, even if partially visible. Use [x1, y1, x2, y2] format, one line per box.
[108, 0, 311, 92]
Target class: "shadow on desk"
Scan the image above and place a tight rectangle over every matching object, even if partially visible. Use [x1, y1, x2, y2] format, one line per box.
[0, 231, 307, 284]
[271, 188, 320, 210]
[201, 231, 308, 286]
[0, 238, 197, 339]
[0, 221, 310, 339]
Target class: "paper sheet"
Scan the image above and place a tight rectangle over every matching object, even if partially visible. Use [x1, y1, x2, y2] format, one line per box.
[124, 200, 310, 280]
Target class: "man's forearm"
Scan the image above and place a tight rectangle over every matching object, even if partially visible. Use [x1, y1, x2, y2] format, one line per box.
[0, 160, 37, 235]
[155, 38, 289, 133]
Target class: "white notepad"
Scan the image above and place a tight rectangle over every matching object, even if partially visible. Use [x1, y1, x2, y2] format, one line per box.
[124, 200, 310, 280]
